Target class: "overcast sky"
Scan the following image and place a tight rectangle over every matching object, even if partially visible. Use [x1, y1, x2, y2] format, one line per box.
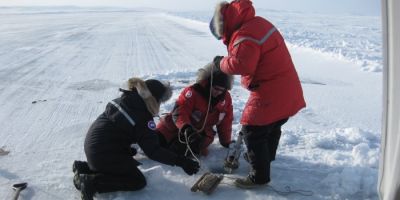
[0, 0, 381, 15]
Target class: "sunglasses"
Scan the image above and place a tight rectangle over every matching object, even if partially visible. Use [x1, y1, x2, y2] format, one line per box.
[213, 86, 226, 92]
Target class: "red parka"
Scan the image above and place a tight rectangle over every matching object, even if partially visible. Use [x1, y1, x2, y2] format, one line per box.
[211, 0, 306, 125]
[156, 83, 233, 155]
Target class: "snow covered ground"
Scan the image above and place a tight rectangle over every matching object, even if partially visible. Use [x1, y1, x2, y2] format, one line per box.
[0, 8, 381, 200]
[171, 9, 383, 72]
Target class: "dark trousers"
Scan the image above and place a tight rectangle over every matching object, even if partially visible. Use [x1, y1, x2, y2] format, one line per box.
[85, 153, 146, 193]
[157, 131, 203, 156]
[241, 118, 288, 184]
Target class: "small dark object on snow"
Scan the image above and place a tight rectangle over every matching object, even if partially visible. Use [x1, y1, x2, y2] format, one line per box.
[0, 147, 10, 156]
[32, 99, 47, 104]
[12, 182, 28, 200]
[191, 172, 223, 195]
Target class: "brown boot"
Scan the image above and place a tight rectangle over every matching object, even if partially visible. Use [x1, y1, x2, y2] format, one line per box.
[234, 176, 267, 189]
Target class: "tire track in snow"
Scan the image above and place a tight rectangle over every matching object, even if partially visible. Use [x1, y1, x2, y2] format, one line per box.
[125, 13, 215, 76]
[0, 11, 241, 199]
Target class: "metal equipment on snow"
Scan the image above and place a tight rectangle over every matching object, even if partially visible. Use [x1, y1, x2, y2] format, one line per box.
[191, 131, 244, 195]
[12, 182, 28, 200]
[191, 172, 223, 195]
[223, 131, 244, 174]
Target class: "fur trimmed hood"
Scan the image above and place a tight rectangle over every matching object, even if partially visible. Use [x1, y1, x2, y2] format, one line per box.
[210, 1, 229, 40]
[196, 62, 234, 90]
[210, 0, 255, 45]
[127, 77, 172, 116]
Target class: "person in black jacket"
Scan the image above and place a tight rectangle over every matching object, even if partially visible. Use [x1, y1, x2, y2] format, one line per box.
[72, 77, 200, 200]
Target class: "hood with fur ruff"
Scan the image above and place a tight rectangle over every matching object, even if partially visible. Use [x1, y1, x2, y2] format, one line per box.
[127, 78, 172, 116]
[196, 62, 233, 90]
[210, 0, 255, 45]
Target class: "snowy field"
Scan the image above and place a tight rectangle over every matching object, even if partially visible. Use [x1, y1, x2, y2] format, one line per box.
[0, 8, 382, 200]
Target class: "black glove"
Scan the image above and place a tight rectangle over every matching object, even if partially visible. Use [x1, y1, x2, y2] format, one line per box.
[182, 125, 204, 145]
[179, 125, 195, 141]
[213, 56, 224, 72]
[175, 156, 200, 175]
[179, 125, 204, 154]
[188, 132, 203, 145]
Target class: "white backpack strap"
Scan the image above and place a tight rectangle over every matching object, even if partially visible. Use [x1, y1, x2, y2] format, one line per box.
[233, 27, 277, 47]
[110, 100, 136, 126]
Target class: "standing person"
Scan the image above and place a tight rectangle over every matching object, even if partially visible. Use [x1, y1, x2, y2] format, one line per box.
[72, 78, 200, 200]
[209, 0, 306, 188]
[157, 62, 234, 157]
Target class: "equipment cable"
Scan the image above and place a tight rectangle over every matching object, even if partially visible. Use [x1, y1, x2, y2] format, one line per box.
[178, 64, 215, 166]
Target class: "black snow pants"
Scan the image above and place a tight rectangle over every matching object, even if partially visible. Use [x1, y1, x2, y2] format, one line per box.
[241, 118, 288, 184]
[85, 153, 146, 193]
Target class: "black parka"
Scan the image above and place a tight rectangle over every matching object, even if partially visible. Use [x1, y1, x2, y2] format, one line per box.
[84, 90, 178, 171]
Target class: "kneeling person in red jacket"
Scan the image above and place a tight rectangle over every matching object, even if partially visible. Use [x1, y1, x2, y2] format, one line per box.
[72, 78, 200, 200]
[157, 62, 234, 157]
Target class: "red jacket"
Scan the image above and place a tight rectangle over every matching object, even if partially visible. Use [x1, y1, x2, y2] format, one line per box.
[157, 84, 233, 155]
[215, 0, 306, 125]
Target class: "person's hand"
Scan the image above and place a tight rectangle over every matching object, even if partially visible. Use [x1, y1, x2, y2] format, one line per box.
[179, 124, 195, 141]
[175, 156, 200, 175]
[188, 132, 203, 145]
[213, 56, 224, 71]
[182, 125, 203, 146]
[182, 124, 195, 135]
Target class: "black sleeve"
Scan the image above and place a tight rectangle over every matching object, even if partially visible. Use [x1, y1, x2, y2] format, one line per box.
[104, 101, 135, 134]
[137, 120, 178, 166]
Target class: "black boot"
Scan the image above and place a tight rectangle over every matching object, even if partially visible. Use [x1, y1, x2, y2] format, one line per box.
[73, 160, 92, 174]
[79, 174, 96, 200]
[73, 173, 81, 190]
[73, 161, 92, 191]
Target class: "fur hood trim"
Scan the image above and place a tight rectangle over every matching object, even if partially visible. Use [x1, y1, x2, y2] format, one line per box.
[211, 1, 229, 39]
[196, 62, 234, 90]
[127, 78, 172, 116]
